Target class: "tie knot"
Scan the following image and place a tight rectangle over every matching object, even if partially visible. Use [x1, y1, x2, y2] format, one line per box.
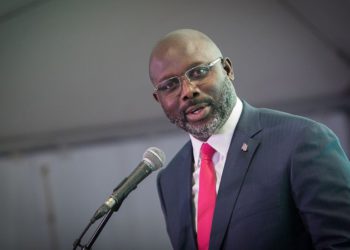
[200, 143, 216, 160]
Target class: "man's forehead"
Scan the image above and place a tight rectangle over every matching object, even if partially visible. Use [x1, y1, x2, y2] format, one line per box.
[150, 37, 216, 71]
[149, 29, 222, 82]
[154, 35, 207, 57]
[150, 47, 212, 84]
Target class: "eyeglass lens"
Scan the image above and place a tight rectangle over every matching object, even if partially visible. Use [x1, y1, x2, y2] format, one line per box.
[158, 66, 210, 93]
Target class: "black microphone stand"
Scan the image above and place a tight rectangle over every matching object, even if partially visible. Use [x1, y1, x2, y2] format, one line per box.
[73, 202, 122, 250]
[73, 179, 127, 250]
[85, 209, 114, 249]
[72, 147, 164, 249]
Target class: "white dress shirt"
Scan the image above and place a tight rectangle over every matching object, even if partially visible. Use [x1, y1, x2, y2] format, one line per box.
[190, 98, 243, 231]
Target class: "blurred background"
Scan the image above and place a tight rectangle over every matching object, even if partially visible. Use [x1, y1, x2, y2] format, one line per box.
[0, 0, 349, 249]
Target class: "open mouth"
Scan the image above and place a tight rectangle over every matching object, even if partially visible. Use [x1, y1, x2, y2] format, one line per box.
[185, 103, 211, 122]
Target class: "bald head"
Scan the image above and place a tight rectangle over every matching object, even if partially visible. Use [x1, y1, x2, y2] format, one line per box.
[149, 29, 223, 84]
[148, 29, 237, 141]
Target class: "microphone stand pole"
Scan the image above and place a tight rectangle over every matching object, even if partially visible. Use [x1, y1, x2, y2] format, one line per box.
[85, 208, 115, 249]
[73, 197, 123, 250]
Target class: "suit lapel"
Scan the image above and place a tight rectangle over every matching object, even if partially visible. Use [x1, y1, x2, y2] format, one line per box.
[210, 102, 262, 249]
[175, 142, 198, 249]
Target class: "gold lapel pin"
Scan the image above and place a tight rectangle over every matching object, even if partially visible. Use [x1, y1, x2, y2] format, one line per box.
[241, 143, 248, 152]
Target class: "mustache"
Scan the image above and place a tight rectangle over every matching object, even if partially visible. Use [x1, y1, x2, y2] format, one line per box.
[181, 98, 214, 114]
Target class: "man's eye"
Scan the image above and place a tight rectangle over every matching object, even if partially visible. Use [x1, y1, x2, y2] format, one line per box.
[158, 78, 179, 92]
[188, 67, 209, 80]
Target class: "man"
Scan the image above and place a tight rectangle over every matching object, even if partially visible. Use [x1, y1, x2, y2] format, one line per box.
[149, 29, 350, 250]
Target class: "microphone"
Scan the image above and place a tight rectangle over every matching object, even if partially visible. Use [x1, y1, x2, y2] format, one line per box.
[91, 147, 165, 223]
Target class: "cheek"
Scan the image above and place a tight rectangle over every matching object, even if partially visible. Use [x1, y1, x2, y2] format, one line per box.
[202, 76, 225, 99]
[215, 72, 232, 93]
[201, 72, 227, 96]
[159, 97, 179, 114]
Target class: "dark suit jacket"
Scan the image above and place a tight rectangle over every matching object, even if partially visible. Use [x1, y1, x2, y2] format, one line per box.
[157, 101, 350, 250]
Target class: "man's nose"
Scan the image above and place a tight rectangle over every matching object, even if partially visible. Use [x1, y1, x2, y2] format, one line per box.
[179, 76, 199, 101]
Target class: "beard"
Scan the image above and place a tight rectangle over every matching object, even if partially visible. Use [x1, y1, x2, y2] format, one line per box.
[166, 77, 236, 141]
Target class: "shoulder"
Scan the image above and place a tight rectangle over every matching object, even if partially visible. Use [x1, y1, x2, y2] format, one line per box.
[244, 101, 331, 136]
[258, 106, 320, 129]
[157, 140, 192, 180]
[239, 101, 346, 160]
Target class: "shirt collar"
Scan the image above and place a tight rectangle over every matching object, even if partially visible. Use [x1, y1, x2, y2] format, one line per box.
[190, 98, 243, 165]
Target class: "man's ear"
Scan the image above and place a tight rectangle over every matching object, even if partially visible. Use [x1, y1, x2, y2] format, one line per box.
[223, 57, 234, 80]
[153, 92, 159, 102]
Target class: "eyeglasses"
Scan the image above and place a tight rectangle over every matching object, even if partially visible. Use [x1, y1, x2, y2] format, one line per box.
[154, 57, 223, 98]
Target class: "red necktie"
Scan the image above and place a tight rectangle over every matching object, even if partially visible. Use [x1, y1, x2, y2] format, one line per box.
[197, 143, 216, 250]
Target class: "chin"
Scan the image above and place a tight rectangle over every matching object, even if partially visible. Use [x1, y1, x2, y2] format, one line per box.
[184, 117, 220, 139]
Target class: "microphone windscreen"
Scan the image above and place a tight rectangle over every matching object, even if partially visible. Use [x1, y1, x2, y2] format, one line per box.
[143, 147, 165, 171]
